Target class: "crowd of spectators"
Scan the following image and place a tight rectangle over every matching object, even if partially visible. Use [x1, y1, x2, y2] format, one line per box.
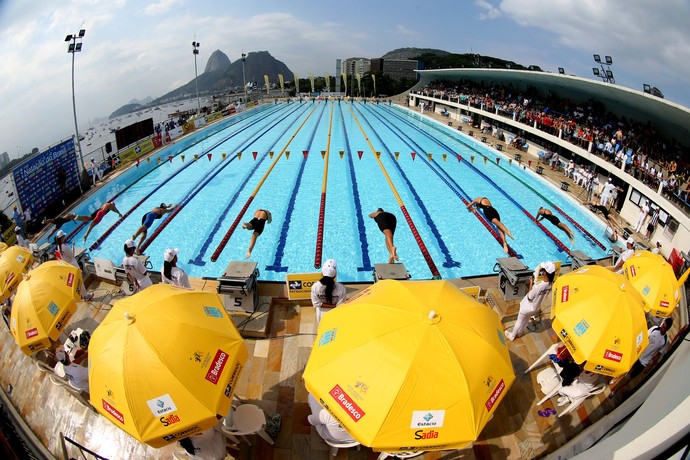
[414, 80, 690, 208]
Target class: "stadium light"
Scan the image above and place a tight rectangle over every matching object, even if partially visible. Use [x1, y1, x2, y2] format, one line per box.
[192, 41, 201, 114]
[66, 29, 86, 194]
[558, 67, 565, 74]
[241, 53, 247, 102]
[592, 53, 615, 84]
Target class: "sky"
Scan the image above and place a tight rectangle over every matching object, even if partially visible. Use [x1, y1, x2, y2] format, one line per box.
[1, 0, 689, 159]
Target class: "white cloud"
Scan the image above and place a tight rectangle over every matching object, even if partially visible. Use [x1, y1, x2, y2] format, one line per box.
[142, 0, 185, 16]
[475, 0, 501, 20]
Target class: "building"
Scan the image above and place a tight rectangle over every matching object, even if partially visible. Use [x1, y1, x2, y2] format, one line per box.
[381, 58, 419, 80]
[0, 151, 9, 168]
[342, 57, 370, 77]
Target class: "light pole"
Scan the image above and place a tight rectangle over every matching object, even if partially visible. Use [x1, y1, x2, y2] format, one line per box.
[192, 41, 201, 114]
[241, 53, 247, 102]
[592, 54, 615, 84]
[65, 29, 86, 194]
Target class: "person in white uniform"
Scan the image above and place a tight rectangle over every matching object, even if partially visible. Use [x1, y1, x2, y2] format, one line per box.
[505, 261, 556, 341]
[54, 347, 90, 393]
[634, 200, 650, 233]
[55, 230, 93, 301]
[307, 393, 357, 445]
[122, 239, 153, 292]
[161, 247, 191, 288]
[613, 237, 636, 273]
[311, 259, 347, 324]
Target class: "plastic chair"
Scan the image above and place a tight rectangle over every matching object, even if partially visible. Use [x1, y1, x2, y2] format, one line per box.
[323, 438, 360, 457]
[536, 366, 563, 405]
[558, 383, 607, 417]
[525, 343, 560, 373]
[377, 451, 425, 459]
[220, 404, 274, 446]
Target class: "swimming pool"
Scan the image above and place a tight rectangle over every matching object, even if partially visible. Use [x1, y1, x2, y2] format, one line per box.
[44, 101, 612, 282]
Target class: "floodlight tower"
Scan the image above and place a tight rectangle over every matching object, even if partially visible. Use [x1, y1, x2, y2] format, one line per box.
[592, 54, 615, 84]
[65, 28, 86, 194]
[192, 41, 201, 114]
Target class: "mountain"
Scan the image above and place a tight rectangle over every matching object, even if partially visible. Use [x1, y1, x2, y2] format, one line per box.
[109, 50, 291, 118]
[204, 50, 231, 73]
[151, 50, 292, 105]
[382, 47, 527, 70]
[110, 103, 144, 119]
[127, 96, 153, 105]
[382, 48, 451, 60]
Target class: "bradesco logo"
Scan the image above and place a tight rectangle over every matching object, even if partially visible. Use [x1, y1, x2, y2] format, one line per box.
[560, 285, 570, 303]
[66, 273, 75, 287]
[205, 349, 228, 384]
[25, 327, 38, 339]
[603, 349, 623, 362]
[484, 379, 506, 412]
[329, 384, 365, 422]
[102, 400, 125, 424]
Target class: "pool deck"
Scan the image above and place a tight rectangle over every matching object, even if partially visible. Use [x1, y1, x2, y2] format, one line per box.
[0, 101, 671, 460]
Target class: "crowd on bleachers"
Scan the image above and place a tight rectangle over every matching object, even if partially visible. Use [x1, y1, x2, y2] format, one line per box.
[414, 80, 690, 207]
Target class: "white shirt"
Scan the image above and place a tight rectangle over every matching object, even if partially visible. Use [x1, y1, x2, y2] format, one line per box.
[639, 326, 668, 367]
[311, 279, 347, 323]
[123, 255, 153, 291]
[307, 394, 356, 444]
[161, 265, 191, 289]
[59, 242, 79, 268]
[62, 362, 89, 392]
[519, 279, 551, 315]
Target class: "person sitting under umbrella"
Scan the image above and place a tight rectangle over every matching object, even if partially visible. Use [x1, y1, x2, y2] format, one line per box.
[556, 361, 599, 406]
[307, 393, 357, 445]
[54, 346, 89, 393]
[177, 427, 226, 460]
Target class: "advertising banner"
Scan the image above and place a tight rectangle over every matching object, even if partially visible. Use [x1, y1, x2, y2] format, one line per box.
[12, 138, 80, 217]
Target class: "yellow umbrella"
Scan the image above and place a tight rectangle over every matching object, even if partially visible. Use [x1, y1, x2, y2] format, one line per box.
[303, 280, 515, 452]
[623, 251, 683, 317]
[9, 260, 81, 355]
[0, 245, 34, 302]
[551, 265, 648, 377]
[89, 284, 248, 448]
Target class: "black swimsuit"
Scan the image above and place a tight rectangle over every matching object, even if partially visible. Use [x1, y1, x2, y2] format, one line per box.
[250, 218, 267, 235]
[543, 213, 561, 225]
[374, 212, 397, 234]
[477, 200, 500, 222]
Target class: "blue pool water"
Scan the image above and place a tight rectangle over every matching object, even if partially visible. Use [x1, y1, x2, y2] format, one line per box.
[44, 101, 612, 282]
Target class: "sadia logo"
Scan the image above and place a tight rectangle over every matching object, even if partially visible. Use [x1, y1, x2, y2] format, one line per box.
[160, 414, 181, 426]
[414, 429, 439, 440]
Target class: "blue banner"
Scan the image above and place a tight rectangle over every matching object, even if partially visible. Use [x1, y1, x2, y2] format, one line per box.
[12, 138, 80, 217]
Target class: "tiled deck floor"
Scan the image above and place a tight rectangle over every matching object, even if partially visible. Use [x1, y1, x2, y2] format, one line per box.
[2, 267, 669, 460]
[0, 104, 667, 459]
